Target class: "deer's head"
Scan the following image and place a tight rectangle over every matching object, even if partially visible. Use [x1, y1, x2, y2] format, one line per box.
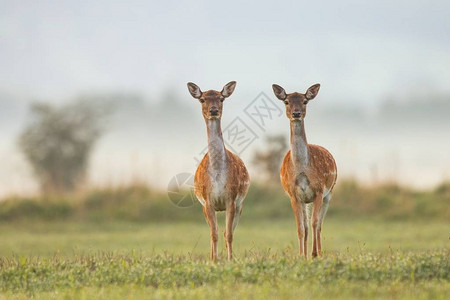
[187, 81, 237, 120]
[272, 84, 320, 122]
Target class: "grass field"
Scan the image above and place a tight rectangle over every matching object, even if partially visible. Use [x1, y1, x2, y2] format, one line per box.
[0, 218, 449, 299]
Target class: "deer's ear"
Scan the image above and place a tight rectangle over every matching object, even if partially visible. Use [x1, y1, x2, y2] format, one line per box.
[187, 82, 202, 99]
[305, 84, 320, 100]
[221, 81, 237, 98]
[272, 84, 287, 100]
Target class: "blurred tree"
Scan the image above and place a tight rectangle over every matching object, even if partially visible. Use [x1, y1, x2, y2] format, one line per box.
[18, 100, 110, 194]
[252, 135, 288, 184]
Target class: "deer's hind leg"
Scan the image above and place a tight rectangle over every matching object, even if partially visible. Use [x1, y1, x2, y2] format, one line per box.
[312, 192, 330, 258]
[232, 195, 244, 232]
[304, 203, 312, 258]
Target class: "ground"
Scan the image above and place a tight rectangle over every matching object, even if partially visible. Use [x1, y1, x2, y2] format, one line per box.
[0, 218, 448, 299]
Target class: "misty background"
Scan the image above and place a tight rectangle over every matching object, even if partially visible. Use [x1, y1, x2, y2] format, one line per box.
[1, 0, 450, 196]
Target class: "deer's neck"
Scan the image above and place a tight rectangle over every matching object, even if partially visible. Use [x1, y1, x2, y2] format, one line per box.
[206, 119, 228, 176]
[290, 121, 309, 167]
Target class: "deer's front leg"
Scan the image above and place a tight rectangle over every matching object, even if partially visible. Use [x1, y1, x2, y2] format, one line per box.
[312, 192, 327, 258]
[225, 201, 236, 261]
[290, 197, 307, 257]
[203, 203, 218, 261]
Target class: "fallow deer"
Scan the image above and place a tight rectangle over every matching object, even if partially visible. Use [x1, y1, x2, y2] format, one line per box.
[187, 81, 250, 261]
[272, 83, 337, 258]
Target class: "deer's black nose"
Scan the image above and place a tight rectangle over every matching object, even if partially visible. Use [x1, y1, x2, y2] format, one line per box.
[210, 107, 219, 115]
[292, 111, 301, 118]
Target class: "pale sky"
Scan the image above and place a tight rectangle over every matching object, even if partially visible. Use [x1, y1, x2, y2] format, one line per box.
[1, 0, 449, 105]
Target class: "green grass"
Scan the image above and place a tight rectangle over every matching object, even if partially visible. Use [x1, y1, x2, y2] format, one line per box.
[0, 219, 448, 257]
[3, 282, 449, 300]
[1, 251, 448, 299]
[0, 219, 449, 299]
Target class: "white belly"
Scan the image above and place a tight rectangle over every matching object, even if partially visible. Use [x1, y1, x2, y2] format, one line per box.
[210, 173, 228, 211]
[295, 172, 315, 203]
[194, 172, 228, 210]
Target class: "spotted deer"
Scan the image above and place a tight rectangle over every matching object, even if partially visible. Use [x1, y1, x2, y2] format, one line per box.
[272, 83, 337, 258]
[187, 81, 250, 261]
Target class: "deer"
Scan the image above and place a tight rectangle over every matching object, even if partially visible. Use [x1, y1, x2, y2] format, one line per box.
[187, 81, 250, 261]
[272, 83, 337, 258]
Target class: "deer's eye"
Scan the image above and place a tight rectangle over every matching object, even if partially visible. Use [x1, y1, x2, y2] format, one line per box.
[199, 99, 205, 103]
[303, 101, 308, 105]
[220, 98, 225, 102]
[284, 101, 289, 105]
